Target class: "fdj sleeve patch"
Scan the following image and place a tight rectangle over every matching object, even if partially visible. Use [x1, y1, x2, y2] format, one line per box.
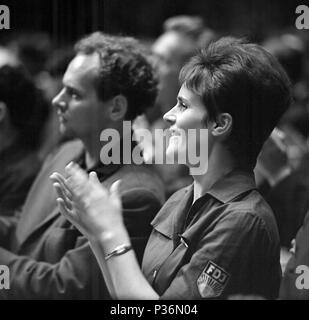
[197, 261, 230, 298]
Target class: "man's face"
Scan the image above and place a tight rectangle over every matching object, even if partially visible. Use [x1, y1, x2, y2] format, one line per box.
[152, 31, 194, 114]
[52, 53, 110, 141]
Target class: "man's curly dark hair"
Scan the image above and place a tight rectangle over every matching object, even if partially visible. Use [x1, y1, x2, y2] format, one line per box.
[75, 32, 158, 121]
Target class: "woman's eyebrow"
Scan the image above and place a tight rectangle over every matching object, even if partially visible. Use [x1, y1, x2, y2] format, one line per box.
[177, 96, 190, 104]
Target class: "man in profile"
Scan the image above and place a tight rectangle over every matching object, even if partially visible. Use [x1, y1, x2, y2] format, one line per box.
[0, 32, 165, 299]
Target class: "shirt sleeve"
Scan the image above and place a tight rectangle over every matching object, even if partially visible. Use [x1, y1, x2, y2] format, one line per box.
[0, 237, 109, 300]
[0, 189, 162, 299]
[121, 188, 163, 264]
[159, 211, 274, 300]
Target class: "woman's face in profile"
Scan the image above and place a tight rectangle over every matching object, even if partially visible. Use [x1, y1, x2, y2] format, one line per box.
[163, 84, 211, 168]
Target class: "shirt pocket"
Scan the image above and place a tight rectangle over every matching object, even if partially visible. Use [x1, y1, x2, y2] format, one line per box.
[142, 229, 174, 283]
[44, 227, 81, 263]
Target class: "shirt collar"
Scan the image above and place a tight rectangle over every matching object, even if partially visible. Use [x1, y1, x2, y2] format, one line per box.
[151, 170, 256, 240]
[151, 185, 193, 239]
[75, 151, 123, 181]
[206, 169, 256, 203]
[75, 138, 141, 181]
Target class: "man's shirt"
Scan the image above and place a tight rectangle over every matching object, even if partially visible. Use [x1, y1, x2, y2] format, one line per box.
[142, 170, 281, 299]
[0, 140, 165, 299]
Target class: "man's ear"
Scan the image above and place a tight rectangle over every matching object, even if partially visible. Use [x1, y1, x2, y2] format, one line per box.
[109, 95, 128, 121]
[0, 102, 8, 123]
[212, 113, 233, 139]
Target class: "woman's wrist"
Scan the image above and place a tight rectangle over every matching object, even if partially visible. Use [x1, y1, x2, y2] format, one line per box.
[90, 224, 131, 255]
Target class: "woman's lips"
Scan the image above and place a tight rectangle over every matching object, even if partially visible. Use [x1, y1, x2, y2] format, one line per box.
[169, 128, 181, 136]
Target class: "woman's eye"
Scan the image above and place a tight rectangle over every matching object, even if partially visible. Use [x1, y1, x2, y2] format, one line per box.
[179, 102, 188, 110]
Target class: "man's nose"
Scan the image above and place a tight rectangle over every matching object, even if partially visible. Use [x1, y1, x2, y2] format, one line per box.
[52, 91, 67, 113]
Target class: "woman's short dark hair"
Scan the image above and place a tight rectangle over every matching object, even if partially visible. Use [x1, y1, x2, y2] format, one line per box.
[75, 32, 158, 121]
[180, 37, 292, 169]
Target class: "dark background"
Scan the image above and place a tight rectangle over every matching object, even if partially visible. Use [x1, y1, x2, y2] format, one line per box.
[0, 0, 306, 45]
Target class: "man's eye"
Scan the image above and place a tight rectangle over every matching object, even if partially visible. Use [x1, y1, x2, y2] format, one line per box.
[67, 89, 79, 99]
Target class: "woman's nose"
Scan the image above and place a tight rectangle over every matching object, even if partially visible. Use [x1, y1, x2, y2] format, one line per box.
[163, 107, 177, 125]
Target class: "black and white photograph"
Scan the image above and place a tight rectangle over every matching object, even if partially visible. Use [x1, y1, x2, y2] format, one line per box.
[0, 0, 308, 304]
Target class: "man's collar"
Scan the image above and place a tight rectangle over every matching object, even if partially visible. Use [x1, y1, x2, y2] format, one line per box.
[75, 138, 141, 180]
[75, 151, 123, 180]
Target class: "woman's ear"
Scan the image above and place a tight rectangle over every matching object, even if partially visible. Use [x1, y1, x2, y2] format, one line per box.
[212, 113, 233, 139]
[109, 95, 128, 121]
[0, 102, 8, 123]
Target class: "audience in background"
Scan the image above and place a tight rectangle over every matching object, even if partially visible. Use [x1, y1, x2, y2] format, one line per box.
[0, 64, 47, 216]
[255, 34, 309, 274]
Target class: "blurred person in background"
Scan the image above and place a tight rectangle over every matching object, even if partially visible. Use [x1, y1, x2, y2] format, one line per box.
[0, 60, 47, 216]
[257, 33, 307, 191]
[0, 46, 19, 67]
[8, 32, 52, 82]
[262, 33, 307, 169]
[257, 34, 309, 271]
[7, 32, 67, 161]
[151, 15, 216, 118]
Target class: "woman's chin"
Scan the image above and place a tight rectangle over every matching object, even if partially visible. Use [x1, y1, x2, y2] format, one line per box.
[165, 144, 187, 165]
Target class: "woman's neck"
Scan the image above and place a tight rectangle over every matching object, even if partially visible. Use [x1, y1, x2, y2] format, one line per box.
[192, 145, 236, 203]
